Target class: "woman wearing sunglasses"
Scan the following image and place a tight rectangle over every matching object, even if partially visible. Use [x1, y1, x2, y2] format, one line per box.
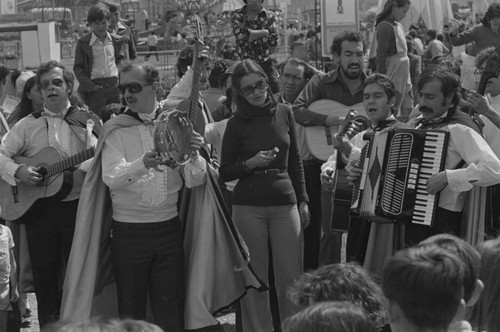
[220, 59, 310, 331]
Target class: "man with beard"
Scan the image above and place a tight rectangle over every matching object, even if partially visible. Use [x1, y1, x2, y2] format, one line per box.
[293, 31, 366, 265]
[408, 67, 500, 244]
[0, 61, 100, 327]
[231, 0, 280, 93]
[276, 58, 321, 270]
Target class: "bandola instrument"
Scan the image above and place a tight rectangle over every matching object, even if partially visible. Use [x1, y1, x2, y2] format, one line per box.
[330, 111, 370, 232]
[153, 14, 205, 167]
[351, 128, 449, 227]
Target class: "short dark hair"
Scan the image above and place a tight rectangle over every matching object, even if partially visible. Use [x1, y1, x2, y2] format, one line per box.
[104, 2, 120, 13]
[330, 31, 366, 57]
[364, 73, 397, 101]
[288, 263, 387, 332]
[0, 64, 9, 84]
[282, 57, 319, 83]
[475, 46, 500, 70]
[382, 244, 465, 329]
[481, 3, 500, 28]
[119, 61, 160, 84]
[176, 46, 194, 78]
[209, 58, 233, 88]
[427, 29, 437, 40]
[418, 67, 461, 102]
[87, 3, 111, 23]
[282, 302, 370, 332]
[421, 234, 481, 303]
[36, 60, 75, 96]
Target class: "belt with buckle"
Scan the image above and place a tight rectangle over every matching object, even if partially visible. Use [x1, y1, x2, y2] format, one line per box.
[253, 168, 286, 175]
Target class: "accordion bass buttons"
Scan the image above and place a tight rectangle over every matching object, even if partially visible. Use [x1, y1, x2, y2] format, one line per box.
[407, 161, 419, 190]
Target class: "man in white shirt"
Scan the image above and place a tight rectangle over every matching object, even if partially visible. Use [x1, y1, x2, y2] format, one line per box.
[102, 62, 204, 330]
[0, 61, 100, 327]
[407, 67, 500, 244]
[74, 3, 123, 117]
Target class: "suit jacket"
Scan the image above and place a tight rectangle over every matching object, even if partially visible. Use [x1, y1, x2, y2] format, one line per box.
[73, 32, 125, 96]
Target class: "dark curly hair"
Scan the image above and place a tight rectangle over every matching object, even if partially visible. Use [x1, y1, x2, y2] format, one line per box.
[330, 31, 367, 57]
[288, 263, 387, 332]
[481, 3, 500, 28]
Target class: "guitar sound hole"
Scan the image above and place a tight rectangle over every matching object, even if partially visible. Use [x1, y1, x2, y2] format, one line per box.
[38, 167, 48, 181]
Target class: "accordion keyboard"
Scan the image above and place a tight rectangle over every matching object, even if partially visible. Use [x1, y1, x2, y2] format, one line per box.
[380, 129, 449, 226]
[412, 131, 447, 225]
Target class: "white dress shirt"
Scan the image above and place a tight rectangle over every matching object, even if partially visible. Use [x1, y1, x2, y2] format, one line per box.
[90, 32, 118, 79]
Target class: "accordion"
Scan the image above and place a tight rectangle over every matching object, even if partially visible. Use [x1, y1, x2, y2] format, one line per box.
[351, 128, 449, 227]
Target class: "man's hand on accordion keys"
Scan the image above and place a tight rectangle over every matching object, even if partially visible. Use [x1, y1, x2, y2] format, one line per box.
[426, 171, 448, 195]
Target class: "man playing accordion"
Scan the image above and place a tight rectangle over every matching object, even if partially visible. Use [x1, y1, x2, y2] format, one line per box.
[321, 73, 410, 274]
[408, 68, 500, 244]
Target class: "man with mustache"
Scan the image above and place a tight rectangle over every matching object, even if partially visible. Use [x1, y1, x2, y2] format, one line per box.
[407, 67, 500, 244]
[0, 61, 100, 327]
[293, 31, 366, 266]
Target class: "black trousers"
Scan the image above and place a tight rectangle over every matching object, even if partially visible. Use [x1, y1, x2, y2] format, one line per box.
[111, 218, 184, 332]
[405, 207, 462, 246]
[25, 199, 78, 327]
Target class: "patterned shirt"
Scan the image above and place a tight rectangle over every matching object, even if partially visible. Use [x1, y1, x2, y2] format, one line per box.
[231, 5, 279, 63]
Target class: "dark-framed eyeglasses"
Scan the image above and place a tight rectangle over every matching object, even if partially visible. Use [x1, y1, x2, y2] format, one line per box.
[118, 82, 153, 94]
[241, 79, 268, 96]
[40, 78, 65, 90]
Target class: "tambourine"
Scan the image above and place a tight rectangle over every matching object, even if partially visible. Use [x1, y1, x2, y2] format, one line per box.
[153, 110, 195, 167]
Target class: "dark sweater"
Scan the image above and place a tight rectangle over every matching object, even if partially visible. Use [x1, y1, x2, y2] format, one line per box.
[220, 103, 308, 206]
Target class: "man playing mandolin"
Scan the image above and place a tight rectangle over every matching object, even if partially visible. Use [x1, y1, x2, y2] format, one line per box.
[0, 61, 100, 327]
[292, 31, 366, 265]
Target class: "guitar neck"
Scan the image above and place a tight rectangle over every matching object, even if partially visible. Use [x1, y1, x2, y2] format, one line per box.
[188, 50, 202, 127]
[46, 147, 95, 177]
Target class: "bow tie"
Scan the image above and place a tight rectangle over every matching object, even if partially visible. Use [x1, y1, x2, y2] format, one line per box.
[416, 117, 446, 129]
[373, 119, 396, 132]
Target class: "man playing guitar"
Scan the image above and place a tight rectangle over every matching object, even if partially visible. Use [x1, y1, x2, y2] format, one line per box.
[0, 61, 100, 327]
[292, 31, 366, 265]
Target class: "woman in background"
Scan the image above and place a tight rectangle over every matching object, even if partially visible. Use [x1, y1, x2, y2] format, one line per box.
[372, 0, 412, 115]
[220, 59, 309, 331]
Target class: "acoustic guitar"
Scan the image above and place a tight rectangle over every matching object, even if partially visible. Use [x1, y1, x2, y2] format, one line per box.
[0, 146, 94, 221]
[304, 99, 364, 161]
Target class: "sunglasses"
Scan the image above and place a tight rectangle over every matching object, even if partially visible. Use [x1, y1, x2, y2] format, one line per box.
[241, 79, 268, 96]
[40, 78, 65, 90]
[118, 82, 153, 94]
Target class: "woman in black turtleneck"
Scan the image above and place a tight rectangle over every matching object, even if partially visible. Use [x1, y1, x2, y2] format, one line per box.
[220, 59, 309, 332]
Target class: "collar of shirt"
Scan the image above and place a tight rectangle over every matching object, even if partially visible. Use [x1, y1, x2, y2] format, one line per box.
[371, 115, 397, 131]
[135, 102, 160, 124]
[415, 111, 449, 128]
[42, 101, 71, 118]
[90, 31, 112, 46]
